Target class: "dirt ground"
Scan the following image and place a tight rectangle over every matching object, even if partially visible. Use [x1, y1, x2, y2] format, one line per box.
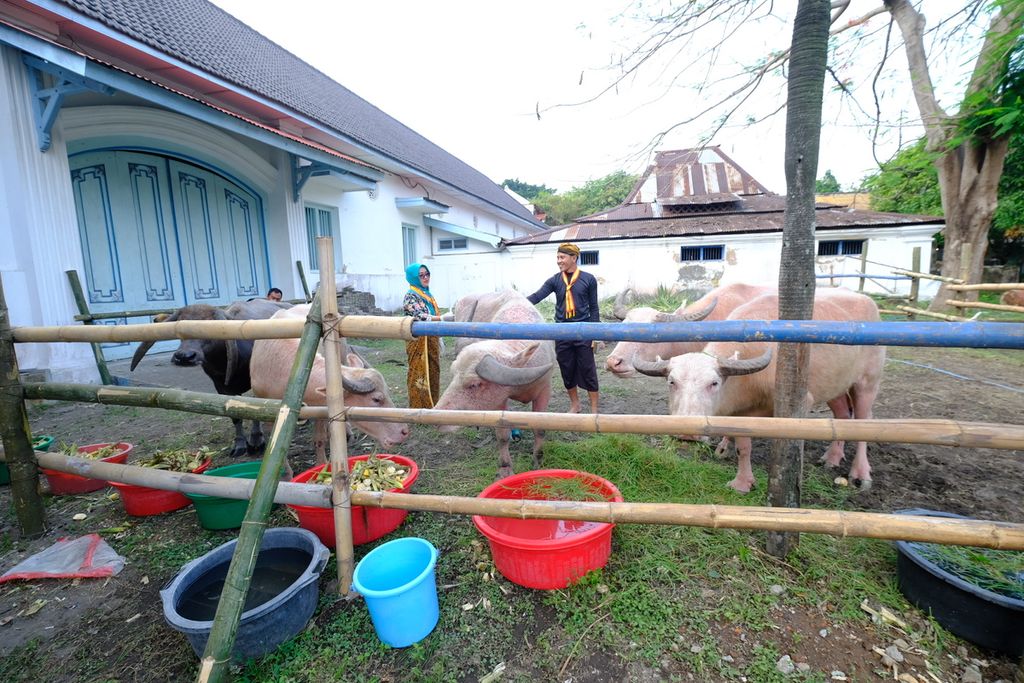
[2, 341, 1022, 682]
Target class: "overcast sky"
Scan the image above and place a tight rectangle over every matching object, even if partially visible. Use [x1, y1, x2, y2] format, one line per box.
[208, 0, 978, 195]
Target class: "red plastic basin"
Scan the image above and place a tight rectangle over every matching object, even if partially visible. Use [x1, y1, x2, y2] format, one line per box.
[288, 455, 419, 548]
[472, 469, 623, 590]
[43, 443, 133, 495]
[110, 459, 212, 516]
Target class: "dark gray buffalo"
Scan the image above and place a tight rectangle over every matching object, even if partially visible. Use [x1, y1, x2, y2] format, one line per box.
[130, 299, 292, 457]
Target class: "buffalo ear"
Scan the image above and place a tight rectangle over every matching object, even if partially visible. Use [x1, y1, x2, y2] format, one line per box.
[509, 342, 541, 367]
[345, 352, 368, 369]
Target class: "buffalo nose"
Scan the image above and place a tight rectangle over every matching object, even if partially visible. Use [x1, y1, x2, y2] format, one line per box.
[606, 356, 621, 370]
[172, 351, 197, 365]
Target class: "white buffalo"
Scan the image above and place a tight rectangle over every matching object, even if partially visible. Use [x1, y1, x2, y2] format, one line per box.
[635, 289, 885, 493]
[434, 290, 555, 479]
[250, 305, 410, 476]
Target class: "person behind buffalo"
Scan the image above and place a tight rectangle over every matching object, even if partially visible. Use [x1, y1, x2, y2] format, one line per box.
[266, 287, 283, 302]
[526, 242, 600, 414]
[403, 263, 443, 408]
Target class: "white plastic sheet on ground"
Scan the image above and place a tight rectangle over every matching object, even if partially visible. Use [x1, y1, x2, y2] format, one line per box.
[0, 534, 125, 583]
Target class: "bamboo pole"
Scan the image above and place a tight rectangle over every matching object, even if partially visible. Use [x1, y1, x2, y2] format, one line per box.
[894, 305, 968, 322]
[12, 316, 414, 343]
[947, 283, 1024, 292]
[907, 247, 921, 321]
[946, 300, 1024, 314]
[198, 292, 324, 683]
[35, 452, 329, 507]
[891, 269, 964, 284]
[878, 309, 906, 316]
[317, 238, 356, 594]
[65, 270, 114, 385]
[74, 307, 181, 322]
[296, 260, 312, 302]
[18, 382, 1024, 450]
[32, 453, 1024, 550]
[0, 276, 45, 536]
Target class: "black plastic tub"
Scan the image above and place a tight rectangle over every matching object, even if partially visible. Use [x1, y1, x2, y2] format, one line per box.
[160, 528, 329, 661]
[894, 509, 1024, 656]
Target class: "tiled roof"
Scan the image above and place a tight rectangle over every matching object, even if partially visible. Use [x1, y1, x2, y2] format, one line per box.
[507, 205, 942, 245]
[55, 0, 541, 226]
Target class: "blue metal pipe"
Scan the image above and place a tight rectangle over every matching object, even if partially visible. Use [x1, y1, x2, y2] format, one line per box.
[413, 320, 1024, 349]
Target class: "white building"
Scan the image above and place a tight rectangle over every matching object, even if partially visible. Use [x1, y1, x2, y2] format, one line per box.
[505, 147, 943, 301]
[0, 0, 544, 381]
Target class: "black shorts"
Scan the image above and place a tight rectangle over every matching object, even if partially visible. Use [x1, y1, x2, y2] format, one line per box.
[555, 339, 599, 392]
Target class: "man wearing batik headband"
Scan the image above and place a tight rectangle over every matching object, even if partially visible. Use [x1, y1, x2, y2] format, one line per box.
[527, 242, 601, 414]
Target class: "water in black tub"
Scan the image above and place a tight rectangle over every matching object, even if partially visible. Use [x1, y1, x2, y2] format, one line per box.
[177, 547, 310, 622]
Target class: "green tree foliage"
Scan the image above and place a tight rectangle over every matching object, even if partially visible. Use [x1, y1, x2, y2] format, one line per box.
[501, 178, 557, 201]
[863, 140, 943, 216]
[814, 169, 841, 193]
[533, 170, 639, 225]
[990, 135, 1024, 264]
[863, 135, 1024, 264]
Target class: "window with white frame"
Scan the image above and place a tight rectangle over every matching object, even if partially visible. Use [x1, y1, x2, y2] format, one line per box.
[304, 203, 337, 271]
[438, 236, 468, 251]
[680, 244, 724, 261]
[817, 239, 864, 256]
[579, 250, 599, 266]
[402, 224, 417, 267]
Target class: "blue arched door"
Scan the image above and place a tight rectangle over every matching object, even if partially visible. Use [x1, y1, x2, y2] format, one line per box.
[69, 151, 269, 359]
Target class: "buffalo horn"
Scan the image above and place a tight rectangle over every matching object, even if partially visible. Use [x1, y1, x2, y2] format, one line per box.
[612, 288, 634, 321]
[211, 309, 241, 385]
[129, 310, 181, 371]
[717, 349, 773, 377]
[342, 372, 376, 395]
[653, 297, 717, 323]
[475, 354, 553, 386]
[461, 298, 478, 322]
[632, 355, 670, 377]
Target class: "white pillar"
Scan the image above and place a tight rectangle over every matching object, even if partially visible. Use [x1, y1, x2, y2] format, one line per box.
[0, 46, 99, 382]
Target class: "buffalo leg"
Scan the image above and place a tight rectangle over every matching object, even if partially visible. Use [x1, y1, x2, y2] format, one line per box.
[848, 385, 879, 490]
[728, 436, 756, 493]
[820, 394, 853, 467]
[496, 426, 514, 480]
[246, 420, 266, 454]
[313, 419, 328, 465]
[530, 389, 551, 469]
[230, 418, 248, 458]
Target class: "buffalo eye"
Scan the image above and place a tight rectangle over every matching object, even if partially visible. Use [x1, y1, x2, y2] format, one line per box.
[709, 380, 719, 389]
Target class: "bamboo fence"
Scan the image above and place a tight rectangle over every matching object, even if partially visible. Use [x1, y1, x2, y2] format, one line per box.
[947, 300, 1024, 314]
[20, 382, 1024, 450]
[34, 453, 1024, 551]
[317, 239, 356, 593]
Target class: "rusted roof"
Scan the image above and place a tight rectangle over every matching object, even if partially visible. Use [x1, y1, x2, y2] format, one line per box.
[506, 205, 942, 246]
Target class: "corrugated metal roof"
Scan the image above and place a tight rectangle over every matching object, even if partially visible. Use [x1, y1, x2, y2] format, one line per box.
[44, 0, 542, 226]
[507, 206, 942, 245]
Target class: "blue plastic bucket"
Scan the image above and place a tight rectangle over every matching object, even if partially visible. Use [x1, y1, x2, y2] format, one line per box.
[352, 537, 439, 648]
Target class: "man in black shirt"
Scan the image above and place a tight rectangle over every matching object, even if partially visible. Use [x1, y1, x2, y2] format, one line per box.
[526, 242, 601, 414]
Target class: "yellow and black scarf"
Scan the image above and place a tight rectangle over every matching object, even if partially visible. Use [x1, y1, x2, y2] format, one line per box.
[561, 269, 580, 319]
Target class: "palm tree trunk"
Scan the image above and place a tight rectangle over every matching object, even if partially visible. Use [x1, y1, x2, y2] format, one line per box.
[767, 0, 830, 558]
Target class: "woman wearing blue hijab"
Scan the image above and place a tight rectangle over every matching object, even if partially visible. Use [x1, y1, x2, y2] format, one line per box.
[403, 263, 443, 408]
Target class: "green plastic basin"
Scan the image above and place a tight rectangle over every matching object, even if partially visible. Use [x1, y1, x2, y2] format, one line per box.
[186, 461, 278, 530]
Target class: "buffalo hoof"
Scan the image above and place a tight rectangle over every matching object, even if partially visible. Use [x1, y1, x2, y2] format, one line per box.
[727, 478, 755, 494]
[229, 443, 248, 458]
[247, 441, 266, 455]
[495, 467, 514, 481]
[852, 478, 872, 492]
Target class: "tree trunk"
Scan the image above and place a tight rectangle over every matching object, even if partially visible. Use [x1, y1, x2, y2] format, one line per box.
[767, 0, 830, 558]
[929, 138, 1011, 310]
[885, 0, 1020, 312]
